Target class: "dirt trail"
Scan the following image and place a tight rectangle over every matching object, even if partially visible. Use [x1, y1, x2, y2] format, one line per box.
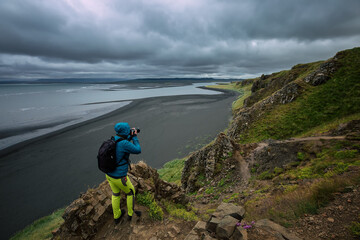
[282, 135, 346, 143]
[93, 205, 195, 240]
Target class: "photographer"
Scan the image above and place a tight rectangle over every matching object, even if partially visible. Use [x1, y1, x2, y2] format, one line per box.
[105, 122, 141, 224]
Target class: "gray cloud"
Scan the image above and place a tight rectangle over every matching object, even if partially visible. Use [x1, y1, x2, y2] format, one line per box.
[0, 0, 359, 80]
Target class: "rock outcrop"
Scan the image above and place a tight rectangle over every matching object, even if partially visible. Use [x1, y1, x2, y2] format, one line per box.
[52, 162, 188, 239]
[181, 133, 238, 193]
[227, 78, 307, 141]
[304, 56, 340, 86]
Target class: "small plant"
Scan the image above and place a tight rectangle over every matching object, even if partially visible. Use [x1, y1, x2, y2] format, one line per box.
[205, 187, 214, 194]
[136, 192, 163, 220]
[297, 152, 306, 161]
[258, 170, 274, 180]
[349, 215, 360, 237]
[236, 221, 255, 229]
[218, 178, 226, 187]
[335, 150, 358, 159]
[274, 167, 284, 175]
[223, 193, 240, 203]
[163, 201, 198, 221]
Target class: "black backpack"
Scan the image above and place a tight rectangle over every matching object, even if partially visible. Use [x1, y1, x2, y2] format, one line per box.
[97, 136, 125, 173]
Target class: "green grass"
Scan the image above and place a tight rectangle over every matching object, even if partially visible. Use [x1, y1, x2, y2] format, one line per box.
[157, 158, 186, 185]
[206, 82, 253, 111]
[163, 201, 198, 221]
[349, 215, 360, 237]
[246, 172, 360, 226]
[11, 208, 65, 240]
[297, 113, 360, 138]
[136, 192, 164, 221]
[238, 47, 360, 143]
[286, 142, 359, 180]
[232, 84, 252, 110]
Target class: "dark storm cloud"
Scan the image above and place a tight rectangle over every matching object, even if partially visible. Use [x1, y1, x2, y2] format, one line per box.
[0, 0, 359, 80]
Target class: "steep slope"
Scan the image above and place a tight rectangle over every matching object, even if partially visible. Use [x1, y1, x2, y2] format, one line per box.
[228, 47, 360, 143]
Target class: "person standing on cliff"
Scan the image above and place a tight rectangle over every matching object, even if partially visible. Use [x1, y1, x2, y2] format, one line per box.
[106, 122, 142, 224]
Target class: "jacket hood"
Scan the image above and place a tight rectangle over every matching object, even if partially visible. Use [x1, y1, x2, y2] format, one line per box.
[114, 122, 130, 136]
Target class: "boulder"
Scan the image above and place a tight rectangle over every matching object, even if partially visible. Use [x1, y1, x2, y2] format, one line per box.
[203, 202, 246, 240]
[212, 202, 245, 221]
[216, 215, 239, 239]
[231, 226, 248, 240]
[255, 219, 302, 240]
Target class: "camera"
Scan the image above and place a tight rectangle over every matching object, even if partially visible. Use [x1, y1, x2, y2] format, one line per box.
[130, 128, 140, 136]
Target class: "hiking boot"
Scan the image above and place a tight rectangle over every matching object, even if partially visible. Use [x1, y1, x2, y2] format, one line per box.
[114, 209, 125, 224]
[135, 211, 142, 217]
[128, 211, 142, 221]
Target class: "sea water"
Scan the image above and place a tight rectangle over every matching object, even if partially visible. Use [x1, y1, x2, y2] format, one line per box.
[0, 82, 219, 150]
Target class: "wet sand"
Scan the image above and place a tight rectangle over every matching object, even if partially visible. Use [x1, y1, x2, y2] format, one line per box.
[0, 88, 238, 238]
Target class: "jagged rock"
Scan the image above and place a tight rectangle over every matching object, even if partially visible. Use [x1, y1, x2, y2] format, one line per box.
[304, 58, 338, 86]
[212, 202, 245, 221]
[251, 77, 268, 93]
[203, 202, 246, 240]
[331, 120, 360, 136]
[207, 217, 221, 233]
[240, 79, 254, 87]
[216, 215, 239, 239]
[53, 162, 188, 240]
[249, 140, 301, 174]
[182, 133, 237, 193]
[254, 219, 302, 240]
[231, 226, 248, 240]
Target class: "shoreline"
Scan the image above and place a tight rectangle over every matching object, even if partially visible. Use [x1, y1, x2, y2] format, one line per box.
[0, 87, 238, 239]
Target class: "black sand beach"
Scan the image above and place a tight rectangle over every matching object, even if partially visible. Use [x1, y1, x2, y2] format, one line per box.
[0, 88, 238, 238]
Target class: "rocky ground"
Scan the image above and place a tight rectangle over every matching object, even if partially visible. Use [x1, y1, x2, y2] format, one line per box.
[290, 184, 360, 240]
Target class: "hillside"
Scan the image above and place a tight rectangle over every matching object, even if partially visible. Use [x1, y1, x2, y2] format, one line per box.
[13, 47, 360, 240]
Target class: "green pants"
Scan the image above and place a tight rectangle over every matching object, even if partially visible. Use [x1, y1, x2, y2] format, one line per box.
[106, 175, 135, 219]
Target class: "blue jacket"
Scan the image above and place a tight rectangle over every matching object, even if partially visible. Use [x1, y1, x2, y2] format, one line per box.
[107, 122, 141, 178]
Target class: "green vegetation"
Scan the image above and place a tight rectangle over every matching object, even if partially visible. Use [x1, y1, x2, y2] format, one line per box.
[257, 167, 284, 180]
[223, 193, 240, 203]
[349, 215, 360, 237]
[287, 142, 359, 179]
[158, 158, 186, 185]
[298, 113, 360, 138]
[297, 152, 306, 161]
[11, 208, 65, 240]
[206, 82, 253, 111]
[238, 48, 360, 143]
[246, 172, 360, 226]
[163, 201, 198, 221]
[136, 192, 164, 220]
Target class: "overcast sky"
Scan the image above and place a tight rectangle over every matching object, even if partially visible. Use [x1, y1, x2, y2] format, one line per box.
[0, 0, 359, 80]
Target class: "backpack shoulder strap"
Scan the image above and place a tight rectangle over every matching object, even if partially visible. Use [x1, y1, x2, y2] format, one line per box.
[112, 136, 127, 143]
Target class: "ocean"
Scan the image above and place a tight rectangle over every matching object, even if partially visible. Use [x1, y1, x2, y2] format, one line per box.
[0, 82, 219, 151]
